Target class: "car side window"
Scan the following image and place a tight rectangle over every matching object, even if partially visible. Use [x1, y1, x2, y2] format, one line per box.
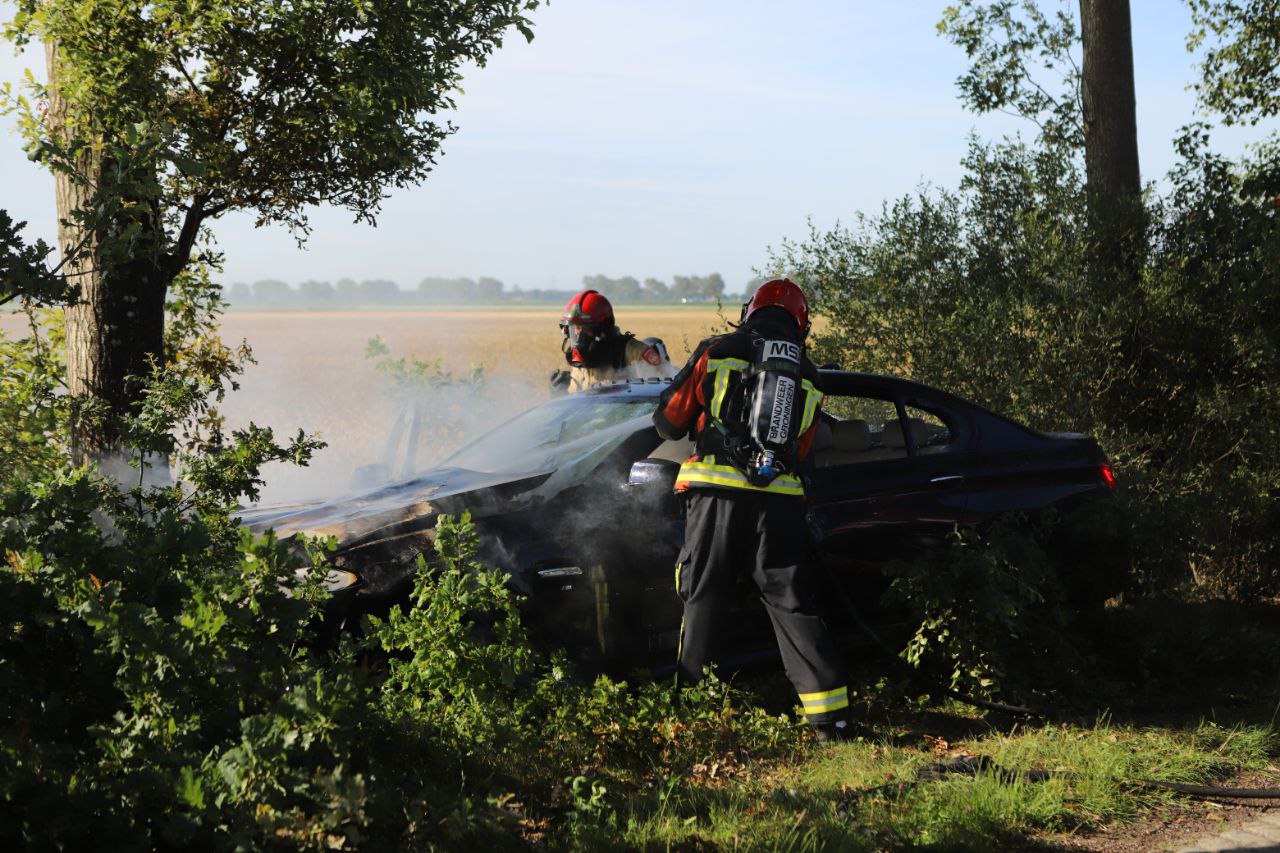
[811, 394, 908, 467]
[903, 405, 956, 455]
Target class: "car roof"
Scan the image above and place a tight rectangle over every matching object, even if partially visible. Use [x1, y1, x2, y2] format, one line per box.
[574, 378, 672, 399]
[573, 370, 957, 402]
[819, 370, 966, 403]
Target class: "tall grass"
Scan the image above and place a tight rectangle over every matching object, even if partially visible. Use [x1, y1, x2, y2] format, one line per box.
[600, 720, 1276, 851]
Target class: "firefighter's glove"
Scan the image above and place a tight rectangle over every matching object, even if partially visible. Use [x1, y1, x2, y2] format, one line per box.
[549, 369, 571, 395]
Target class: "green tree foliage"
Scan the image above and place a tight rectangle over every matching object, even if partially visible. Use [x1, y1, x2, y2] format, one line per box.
[776, 7, 1280, 609]
[251, 278, 293, 303]
[358, 279, 402, 303]
[0, 213, 73, 477]
[583, 273, 642, 301]
[336, 277, 360, 302]
[1188, 0, 1280, 125]
[670, 273, 726, 302]
[0, 463, 799, 848]
[5, 0, 540, 236]
[476, 275, 505, 301]
[0, 211, 72, 307]
[943, 0, 1144, 292]
[643, 276, 670, 299]
[297, 279, 335, 303]
[940, 0, 1083, 147]
[419, 276, 479, 302]
[1, 0, 540, 449]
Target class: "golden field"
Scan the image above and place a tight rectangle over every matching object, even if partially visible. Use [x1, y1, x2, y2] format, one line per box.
[1, 307, 735, 502]
[0, 305, 832, 502]
[231, 306, 749, 500]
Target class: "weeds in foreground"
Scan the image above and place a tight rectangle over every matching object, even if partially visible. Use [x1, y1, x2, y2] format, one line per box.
[608, 720, 1276, 851]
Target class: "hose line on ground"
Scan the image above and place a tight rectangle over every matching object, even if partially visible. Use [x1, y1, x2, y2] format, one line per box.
[840, 754, 1280, 802]
[814, 558, 1280, 802]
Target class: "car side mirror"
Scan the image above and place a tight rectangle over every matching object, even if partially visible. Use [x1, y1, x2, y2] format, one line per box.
[627, 458, 680, 490]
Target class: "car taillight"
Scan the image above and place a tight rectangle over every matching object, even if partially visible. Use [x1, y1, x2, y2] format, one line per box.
[1099, 461, 1117, 489]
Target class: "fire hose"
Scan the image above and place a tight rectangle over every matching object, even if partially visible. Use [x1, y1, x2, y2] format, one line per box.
[841, 753, 1280, 802]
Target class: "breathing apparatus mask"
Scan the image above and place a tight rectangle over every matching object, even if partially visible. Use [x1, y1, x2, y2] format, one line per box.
[561, 321, 611, 365]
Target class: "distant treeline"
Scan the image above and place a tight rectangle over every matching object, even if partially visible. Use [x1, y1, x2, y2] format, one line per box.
[226, 273, 749, 306]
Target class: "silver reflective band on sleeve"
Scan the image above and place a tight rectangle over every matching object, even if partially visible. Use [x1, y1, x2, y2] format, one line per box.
[537, 566, 584, 579]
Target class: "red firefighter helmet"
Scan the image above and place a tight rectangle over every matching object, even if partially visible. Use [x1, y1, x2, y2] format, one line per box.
[560, 289, 616, 364]
[742, 278, 810, 338]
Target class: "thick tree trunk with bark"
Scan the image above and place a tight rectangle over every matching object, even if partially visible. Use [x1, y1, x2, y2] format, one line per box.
[1079, 0, 1143, 284]
[46, 41, 170, 461]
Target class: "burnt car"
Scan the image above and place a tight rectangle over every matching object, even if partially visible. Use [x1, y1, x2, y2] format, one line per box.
[239, 371, 1117, 666]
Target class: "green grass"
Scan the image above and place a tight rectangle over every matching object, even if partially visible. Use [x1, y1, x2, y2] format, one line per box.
[565, 717, 1276, 851]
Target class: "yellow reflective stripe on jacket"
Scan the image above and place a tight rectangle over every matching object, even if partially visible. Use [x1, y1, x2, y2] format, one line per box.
[798, 686, 849, 716]
[707, 357, 749, 419]
[799, 379, 822, 434]
[675, 458, 804, 496]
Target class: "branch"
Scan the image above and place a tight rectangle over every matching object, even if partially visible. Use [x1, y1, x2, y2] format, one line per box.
[200, 200, 231, 219]
[170, 51, 204, 101]
[169, 192, 210, 278]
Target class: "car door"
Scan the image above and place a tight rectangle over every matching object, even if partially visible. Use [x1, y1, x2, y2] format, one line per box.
[804, 378, 978, 589]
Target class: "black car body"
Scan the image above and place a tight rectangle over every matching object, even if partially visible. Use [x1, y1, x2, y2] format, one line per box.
[239, 372, 1116, 665]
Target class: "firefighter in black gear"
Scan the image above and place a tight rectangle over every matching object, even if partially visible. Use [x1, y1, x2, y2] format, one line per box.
[550, 289, 673, 394]
[653, 278, 851, 741]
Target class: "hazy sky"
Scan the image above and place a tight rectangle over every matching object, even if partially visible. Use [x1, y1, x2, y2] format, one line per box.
[0, 1, 1265, 291]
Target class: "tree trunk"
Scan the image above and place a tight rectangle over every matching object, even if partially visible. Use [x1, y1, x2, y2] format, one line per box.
[1079, 0, 1143, 284]
[46, 41, 169, 462]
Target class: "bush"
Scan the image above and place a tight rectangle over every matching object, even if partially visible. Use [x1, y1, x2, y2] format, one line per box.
[0, 474, 801, 849]
[370, 511, 802, 846]
[774, 129, 1280, 601]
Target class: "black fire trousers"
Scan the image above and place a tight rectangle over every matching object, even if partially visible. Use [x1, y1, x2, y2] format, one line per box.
[675, 489, 849, 724]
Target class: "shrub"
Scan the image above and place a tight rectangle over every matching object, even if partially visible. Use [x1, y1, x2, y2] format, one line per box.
[774, 129, 1280, 602]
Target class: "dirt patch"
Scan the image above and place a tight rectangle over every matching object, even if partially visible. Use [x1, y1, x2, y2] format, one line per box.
[1050, 770, 1280, 851]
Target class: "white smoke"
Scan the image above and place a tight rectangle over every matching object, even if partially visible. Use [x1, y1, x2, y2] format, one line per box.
[216, 312, 549, 506]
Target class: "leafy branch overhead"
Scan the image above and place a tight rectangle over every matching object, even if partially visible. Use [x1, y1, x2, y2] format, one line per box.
[1188, 0, 1280, 125]
[5, 0, 540, 242]
[940, 0, 1083, 148]
[0, 210, 73, 307]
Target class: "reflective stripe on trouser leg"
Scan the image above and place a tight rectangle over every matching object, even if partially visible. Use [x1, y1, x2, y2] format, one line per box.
[750, 492, 849, 724]
[674, 560, 685, 687]
[799, 686, 849, 719]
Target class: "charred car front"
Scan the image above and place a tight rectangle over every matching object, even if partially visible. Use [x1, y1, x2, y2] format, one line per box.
[239, 372, 1118, 665]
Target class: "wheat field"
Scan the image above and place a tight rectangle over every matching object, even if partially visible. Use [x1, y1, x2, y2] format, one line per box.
[219, 307, 740, 501]
[0, 305, 802, 502]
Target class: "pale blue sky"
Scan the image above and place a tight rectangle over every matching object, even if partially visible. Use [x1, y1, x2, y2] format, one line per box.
[0, 1, 1265, 292]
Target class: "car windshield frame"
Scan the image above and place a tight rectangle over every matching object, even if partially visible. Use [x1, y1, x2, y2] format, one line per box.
[438, 394, 658, 476]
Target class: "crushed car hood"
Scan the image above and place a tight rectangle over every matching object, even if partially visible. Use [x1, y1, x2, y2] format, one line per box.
[236, 467, 552, 543]
[235, 412, 651, 547]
